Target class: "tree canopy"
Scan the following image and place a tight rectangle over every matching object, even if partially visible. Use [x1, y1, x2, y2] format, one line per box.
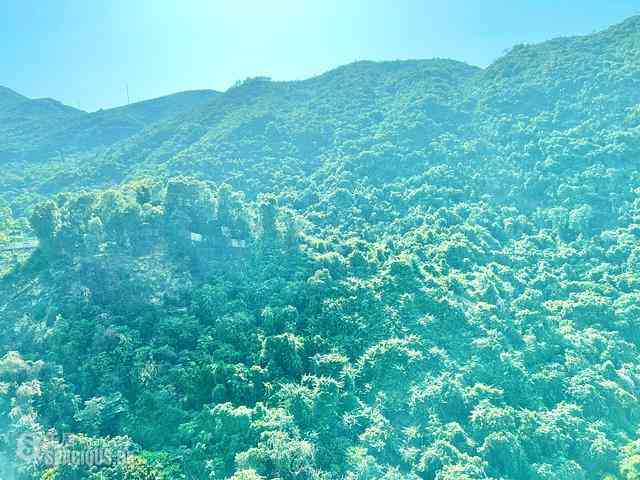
[2, 15, 640, 480]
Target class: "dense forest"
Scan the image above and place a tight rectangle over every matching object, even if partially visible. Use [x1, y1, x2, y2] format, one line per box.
[1, 15, 640, 480]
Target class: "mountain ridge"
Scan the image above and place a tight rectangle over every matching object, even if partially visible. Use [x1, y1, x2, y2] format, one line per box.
[2, 13, 639, 120]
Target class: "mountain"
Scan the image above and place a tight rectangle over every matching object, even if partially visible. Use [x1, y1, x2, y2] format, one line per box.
[472, 15, 640, 126]
[49, 89, 220, 151]
[0, 88, 219, 210]
[0, 87, 85, 162]
[87, 59, 481, 194]
[2, 16, 640, 480]
[0, 88, 217, 163]
[4, 16, 640, 209]
[0, 86, 29, 107]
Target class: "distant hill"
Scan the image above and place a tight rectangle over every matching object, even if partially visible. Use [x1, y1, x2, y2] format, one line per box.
[0, 85, 30, 107]
[0, 87, 218, 163]
[0, 87, 85, 162]
[472, 15, 640, 124]
[50, 89, 220, 151]
[1, 60, 482, 210]
[0, 88, 219, 210]
[3, 18, 640, 211]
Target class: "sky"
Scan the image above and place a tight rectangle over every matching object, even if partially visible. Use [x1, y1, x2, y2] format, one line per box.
[1, 0, 638, 112]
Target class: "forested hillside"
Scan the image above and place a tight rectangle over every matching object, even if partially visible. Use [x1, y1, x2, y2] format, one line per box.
[1, 15, 640, 480]
[0, 88, 218, 214]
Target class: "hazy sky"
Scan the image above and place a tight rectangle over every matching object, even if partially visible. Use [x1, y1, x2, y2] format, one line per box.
[2, 0, 638, 112]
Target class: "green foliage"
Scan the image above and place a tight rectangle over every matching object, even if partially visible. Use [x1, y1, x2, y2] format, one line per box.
[3, 16, 640, 480]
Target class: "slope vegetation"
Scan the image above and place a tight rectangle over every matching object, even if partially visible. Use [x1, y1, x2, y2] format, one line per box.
[1, 16, 640, 480]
